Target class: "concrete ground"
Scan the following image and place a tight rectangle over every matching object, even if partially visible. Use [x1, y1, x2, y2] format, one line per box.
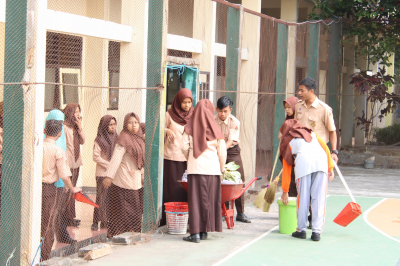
[69, 166, 400, 266]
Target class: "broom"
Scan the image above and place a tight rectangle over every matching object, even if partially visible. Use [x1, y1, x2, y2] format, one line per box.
[262, 168, 283, 212]
[254, 147, 280, 209]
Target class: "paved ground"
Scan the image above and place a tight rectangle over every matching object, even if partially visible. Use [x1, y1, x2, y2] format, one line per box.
[69, 166, 400, 266]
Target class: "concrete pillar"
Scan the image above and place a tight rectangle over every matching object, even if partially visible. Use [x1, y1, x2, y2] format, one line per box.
[0, 0, 46, 264]
[281, 0, 298, 96]
[280, 0, 298, 22]
[341, 37, 356, 147]
[385, 53, 395, 126]
[355, 53, 368, 145]
[242, 0, 261, 12]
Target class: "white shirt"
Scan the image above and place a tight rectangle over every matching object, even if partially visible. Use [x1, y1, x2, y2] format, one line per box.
[289, 132, 328, 179]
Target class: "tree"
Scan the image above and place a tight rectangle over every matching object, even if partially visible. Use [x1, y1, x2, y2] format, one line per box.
[309, 0, 400, 70]
[310, 1, 400, 143]
[350, 68, 400, 140]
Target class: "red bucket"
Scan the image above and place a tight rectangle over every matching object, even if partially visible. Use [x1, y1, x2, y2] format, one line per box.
[333, 202, 362, 227]
[164, 202, 188, 212]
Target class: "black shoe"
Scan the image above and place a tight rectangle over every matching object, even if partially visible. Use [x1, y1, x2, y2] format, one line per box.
[57, 235, 77, 244]
[183, 234, 200, 243]
[311, 232, 320, 241]
[236, 213, 251, 223]
[68, 220, 80, 227]
[100, 221, 108, 229]
[91, 223, 98, 231]
[200, 232, 207, 240]
[292, 231, 306, 239]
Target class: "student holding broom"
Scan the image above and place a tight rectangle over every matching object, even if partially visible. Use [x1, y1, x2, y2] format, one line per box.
[279, 119, 334, 241]
[215, 96, 250, 223]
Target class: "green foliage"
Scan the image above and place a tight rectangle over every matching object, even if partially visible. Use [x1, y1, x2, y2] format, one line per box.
[350, 68, 400, 139]
[373, 123, 400, 145]
[309, 0, 400, 69]
[222, 162, 242, 183]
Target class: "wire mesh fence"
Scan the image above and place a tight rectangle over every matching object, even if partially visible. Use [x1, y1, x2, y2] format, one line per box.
[0, 0, 350, 264]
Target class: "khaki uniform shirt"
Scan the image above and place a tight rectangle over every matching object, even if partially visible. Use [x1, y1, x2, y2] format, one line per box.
[181, 132, 227, 175]
[93, 141, 110, 177]
[294, 97, 336, 144]
[105, 145, 144, 190]
[42, 138, 72, 184]
[164, 112, 186, 162]
[64, 125, 85, 169]
[215, 114, 240, 148]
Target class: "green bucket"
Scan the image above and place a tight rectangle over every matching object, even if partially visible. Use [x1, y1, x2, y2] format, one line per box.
[277, 197, 297, 234]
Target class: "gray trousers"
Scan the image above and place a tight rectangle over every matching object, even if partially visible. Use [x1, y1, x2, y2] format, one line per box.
[296, 171, 328, 234]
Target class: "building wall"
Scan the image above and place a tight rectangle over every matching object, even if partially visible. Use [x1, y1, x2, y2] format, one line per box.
[238, 11, 260, 181]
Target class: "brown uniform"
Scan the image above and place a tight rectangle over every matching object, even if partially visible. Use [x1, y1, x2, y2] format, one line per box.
[294, 97, 336, 144]
[181, 133, 227, 234]
[64, 124, 85, 223]
[105, 145, 144, 237]
[41, 138, 72, 261]
[92, 141, 111, 227]
[160, 112, 188, 226]
[215, 114, 246, 213]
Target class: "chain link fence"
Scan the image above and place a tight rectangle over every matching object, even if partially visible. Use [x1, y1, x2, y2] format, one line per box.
[0, 0, 346, 265]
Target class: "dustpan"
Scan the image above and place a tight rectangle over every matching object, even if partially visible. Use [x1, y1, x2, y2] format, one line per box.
[73, 191, 99, 208]
[333, 161, 362, 227]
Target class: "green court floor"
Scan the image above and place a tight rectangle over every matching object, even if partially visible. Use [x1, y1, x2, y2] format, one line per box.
[217, 196, 400, 266]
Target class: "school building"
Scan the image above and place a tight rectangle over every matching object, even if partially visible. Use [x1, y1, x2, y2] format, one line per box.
[0, 0, 396, 264]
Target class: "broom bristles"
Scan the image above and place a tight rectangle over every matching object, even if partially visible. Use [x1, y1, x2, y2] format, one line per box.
[254, 188, 267, 209]
[264, 181, 277, 204]
[263, 201, 271, 212]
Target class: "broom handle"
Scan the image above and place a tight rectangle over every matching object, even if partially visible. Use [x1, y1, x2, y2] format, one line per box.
[272, 168, 283, 182]
[333, 161, 357, 203]
[269, 146, 280, 184]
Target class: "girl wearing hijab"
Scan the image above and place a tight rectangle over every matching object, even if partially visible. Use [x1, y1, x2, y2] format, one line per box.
[181, 99, 227, 243]
[91, 115, 118, 231]
[44, 110, 77, 244]
[103, 113, 145, 237]
[279, 119, 334, 241]
[161, 88, 193, 226]
[282, 96, 299, 197]
[63, 103, 86, 227]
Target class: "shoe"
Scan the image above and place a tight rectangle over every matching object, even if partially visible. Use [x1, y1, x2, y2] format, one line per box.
[236, 213, 251, 223]
[200, 232, 207, 240]
[91, 223, 98, 231]
[100, 221, 108, 229]
[57, 235, 77, 244]
[183, 234, 200, 243]
[67, 219, 80, 227]
[311, 232, 320, 241]
[292, 231, 306, 239]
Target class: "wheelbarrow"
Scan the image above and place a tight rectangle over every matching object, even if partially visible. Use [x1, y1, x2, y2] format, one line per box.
[178, 176, 262, 229]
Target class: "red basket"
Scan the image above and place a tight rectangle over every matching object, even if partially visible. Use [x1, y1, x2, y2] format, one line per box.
[164, 202, 188, 213]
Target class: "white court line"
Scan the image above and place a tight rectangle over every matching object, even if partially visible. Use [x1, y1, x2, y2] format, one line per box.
[213, 225, 279, 266]
[363, 198, 400, 244]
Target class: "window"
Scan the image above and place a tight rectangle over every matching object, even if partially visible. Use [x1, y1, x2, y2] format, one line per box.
[108, 41, 120, 110]
[44, 32, 82, 111]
